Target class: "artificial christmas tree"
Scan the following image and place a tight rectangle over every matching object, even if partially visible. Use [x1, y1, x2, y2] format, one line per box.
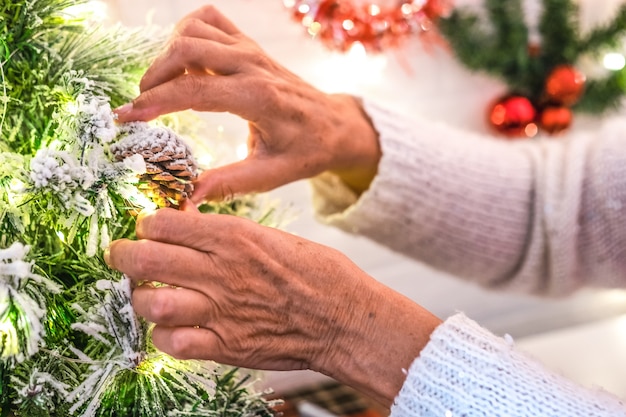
[0, 1, 279, 416]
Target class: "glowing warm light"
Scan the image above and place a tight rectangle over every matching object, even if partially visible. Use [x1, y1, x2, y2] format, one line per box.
[197, 153, 214, 168]
[308, 21, 322, 36]
[369, 5, 381, 16]
[137, 355, 166, 375]
[524, 123, 538, 138]
[150, 359, 164, 375]
[0, 308, 20, 359]
[401, 3, 414, 15]
[236, 144, 249, 161]
[298, 4, 311, 14]
[9, 179, 24, 193]
[283, 0, 297, 8]
[66, 101, 79, 116]
[7, 179, 25, 205]
[64, 1, 109, 23]
[342, 19, 355, 31]
[603, 53, 626, 71]
[302, 15, 315, 28]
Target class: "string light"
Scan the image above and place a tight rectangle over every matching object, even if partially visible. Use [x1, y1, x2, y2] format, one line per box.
[7, 179, 25, 205]
[64, 1, 109, 23]
[0, 306, 21, 359]
[603, 52, 626, 71]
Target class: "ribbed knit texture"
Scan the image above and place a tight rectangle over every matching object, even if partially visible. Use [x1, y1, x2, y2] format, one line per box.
[392, 313, 626, 417]
[309, 99, 626, 415]
[311, 100, 626, 295]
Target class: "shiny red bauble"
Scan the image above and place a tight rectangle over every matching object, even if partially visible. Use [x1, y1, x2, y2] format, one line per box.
[539, 106, 572, 135]
[488, 95, 538, 138]
[544, 65, 586, 106]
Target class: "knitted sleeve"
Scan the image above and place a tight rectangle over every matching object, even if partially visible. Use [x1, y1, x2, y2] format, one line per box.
[310, 99, 626, 295]
[389, 313, 626, 417]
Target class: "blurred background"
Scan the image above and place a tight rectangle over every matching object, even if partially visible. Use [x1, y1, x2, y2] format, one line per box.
[100, 0, 626, 402]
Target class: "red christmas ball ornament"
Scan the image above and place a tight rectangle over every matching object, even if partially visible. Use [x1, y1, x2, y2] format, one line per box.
[539, 106, 572, 135]
[488, 95, 538, 138]
[544, 65, 586, 106]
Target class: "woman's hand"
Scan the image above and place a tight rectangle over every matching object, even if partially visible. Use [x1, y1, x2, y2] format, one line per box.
[105, 208, 440, 406]
[115, 5, 382, 199]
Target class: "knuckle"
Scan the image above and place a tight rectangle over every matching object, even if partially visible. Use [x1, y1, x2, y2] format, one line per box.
[138, 208, 175, 240]
[149, 292, 176, 322]
[168, 332, 195, 359]
[175, 18, 201, 36]
[133, 88, 154, 109]
[198, 4, 218, 17]
[166, 37, 187, 57]
[181, 75, 205, 99]
[250, 53, 272, 68]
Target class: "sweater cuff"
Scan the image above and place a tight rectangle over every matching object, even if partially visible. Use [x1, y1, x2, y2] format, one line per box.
[391, 313, 626, 417]
[309, 98, 411, 226]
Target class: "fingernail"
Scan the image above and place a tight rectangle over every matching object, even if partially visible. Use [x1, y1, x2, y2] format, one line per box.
[103, 246, 112, 267]
[114, 102, 133, 115]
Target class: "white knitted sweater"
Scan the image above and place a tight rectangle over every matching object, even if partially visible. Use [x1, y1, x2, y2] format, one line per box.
[310, 100, 626, 416]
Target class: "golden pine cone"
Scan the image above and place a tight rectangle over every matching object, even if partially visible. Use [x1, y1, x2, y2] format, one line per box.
[111, 123, 198, 208]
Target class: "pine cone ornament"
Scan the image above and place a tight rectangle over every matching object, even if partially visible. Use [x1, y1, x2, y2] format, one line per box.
[111, 123, 198, 208]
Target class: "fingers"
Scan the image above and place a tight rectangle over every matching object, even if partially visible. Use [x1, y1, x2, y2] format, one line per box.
[183, 5, 242, 36]
[114, 208, 260, 256]
[139, 5, 242, 93]
[116, 75, 221, 122]
[191, 158, 288, 202]
[151, 326, 222, 361]
[180, 199, 200, 213]
[116, 71, 254, 123]
[106, 237, 214, 292]
[174, 16, 235, 45]
[132, 285, 214, 328]
[140, 36, 240, 94]
[139, 36, 238, 94]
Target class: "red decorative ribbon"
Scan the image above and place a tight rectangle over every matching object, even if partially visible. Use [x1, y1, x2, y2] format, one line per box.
[284, 0, 451, 53]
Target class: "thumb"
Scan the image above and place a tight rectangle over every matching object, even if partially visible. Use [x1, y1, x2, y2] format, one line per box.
[180, 199, 201, 213]
[114, 77, 199, 123]
[191, 158, 289, 203]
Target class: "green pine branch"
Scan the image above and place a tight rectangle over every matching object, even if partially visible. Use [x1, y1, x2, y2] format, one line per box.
[437, 0, 626, 115]
[576, 69, 626, 114]
[1, 1, 280, 416]
[578, 4, 626, 55]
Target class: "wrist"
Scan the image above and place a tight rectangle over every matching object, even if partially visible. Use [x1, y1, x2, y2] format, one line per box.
[315, 275, 442, 406]
[327, 94, 382, 194]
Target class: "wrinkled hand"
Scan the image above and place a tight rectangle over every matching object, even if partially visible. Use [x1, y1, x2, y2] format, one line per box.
[105, 209, 440, 406]
[115, 5, 381, 200]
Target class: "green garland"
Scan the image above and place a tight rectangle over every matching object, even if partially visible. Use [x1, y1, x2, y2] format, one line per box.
[438, 0, 626, 115]
[1, 1, 280, 416]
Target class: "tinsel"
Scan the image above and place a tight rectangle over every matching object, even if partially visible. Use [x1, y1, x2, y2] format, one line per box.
[284, 0, 451, 52]
[0, 1, 281, 416]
